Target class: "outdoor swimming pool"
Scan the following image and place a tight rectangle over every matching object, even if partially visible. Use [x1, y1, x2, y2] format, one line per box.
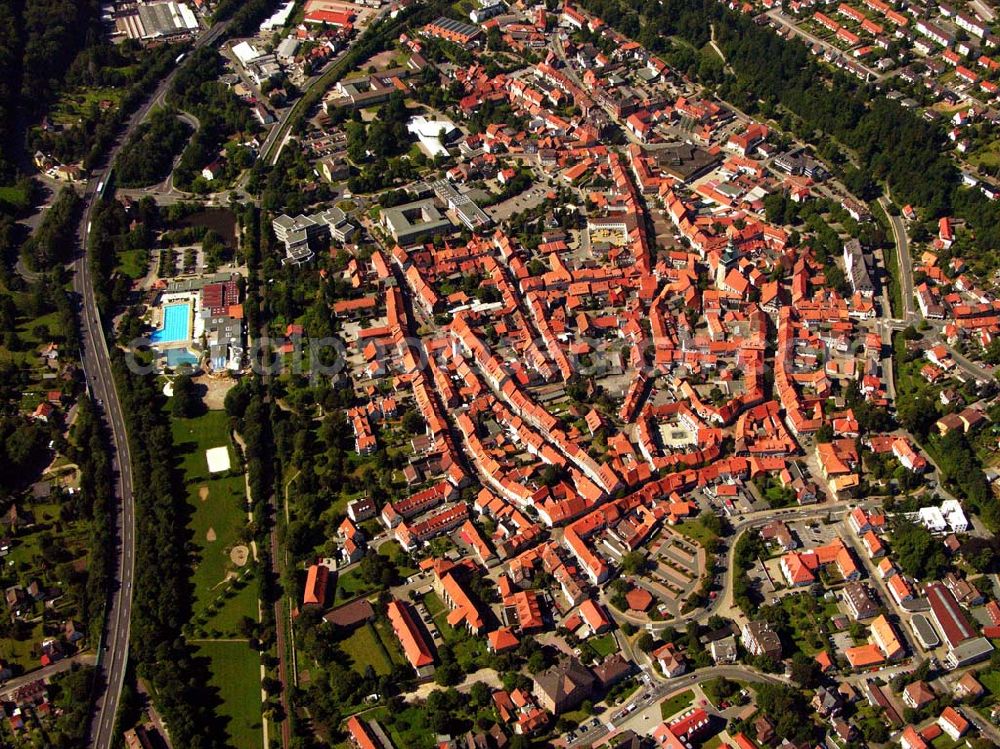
[152, 303, 191, 343]
[164, 349, 199, 368]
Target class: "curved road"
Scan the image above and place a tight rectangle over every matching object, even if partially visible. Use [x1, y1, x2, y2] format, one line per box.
[607, 500, 856, 633]
[76, 21, 230, 749]
[567, 665, 788, 748]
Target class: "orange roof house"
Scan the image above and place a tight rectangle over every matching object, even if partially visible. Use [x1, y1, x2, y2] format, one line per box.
[779, 538, 859, 586]
[303, 564, 329, 607]
[488, 626, 521, 653]
[626, 587, 654, 612]
[345, 716, 380, 749]
[437, 569, 486, 635]
[871, 614, 904, 660]
[387, 599, 435, 669]
[506, 589, 545, 632]
[578, 599, 612, 634]
[845, 643, 884, 668]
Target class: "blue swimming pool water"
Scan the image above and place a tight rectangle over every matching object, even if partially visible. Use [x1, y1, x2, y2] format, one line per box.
[165, 349, 199, 367]
[152, 303, 191, 343]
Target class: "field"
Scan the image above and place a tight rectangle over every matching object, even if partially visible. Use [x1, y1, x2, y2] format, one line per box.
[587, 632, 618, 658]
[660, 689, 695, 719]
[675, 520, 718, 547]
[194, 640, 263, 749]
[378, 539, 418, 578]
[341, 622, 394, 675]
[172, 409, 256, 636]
[116, 248, 149, 280]
[335, 566, 378, 603]
[49, 87, 125, 127]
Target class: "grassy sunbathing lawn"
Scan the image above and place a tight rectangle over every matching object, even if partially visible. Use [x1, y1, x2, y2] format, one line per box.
[194, 640, 263, 749]
[172, 409, 255, 635]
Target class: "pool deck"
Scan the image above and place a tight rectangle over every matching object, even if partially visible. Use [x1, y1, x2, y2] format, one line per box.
[150, 292, 201, 346]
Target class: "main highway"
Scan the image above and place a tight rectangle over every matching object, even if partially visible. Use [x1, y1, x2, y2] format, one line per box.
[76, 20, 230, 749]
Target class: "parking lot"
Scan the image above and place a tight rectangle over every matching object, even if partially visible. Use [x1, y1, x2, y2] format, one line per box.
[487, 184, 551, 221]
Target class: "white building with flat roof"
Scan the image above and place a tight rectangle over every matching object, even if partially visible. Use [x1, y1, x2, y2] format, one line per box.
[915, 500, 968, 534]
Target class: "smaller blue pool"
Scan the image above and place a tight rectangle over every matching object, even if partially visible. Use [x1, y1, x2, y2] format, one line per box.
[152, 303, 191, 343]
[164, 349, 199, 368]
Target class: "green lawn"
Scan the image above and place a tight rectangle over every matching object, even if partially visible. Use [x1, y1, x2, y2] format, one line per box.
[117, 248, 149, 280]
[421, 591, 485, 669]
[423, 591, 446, 618]
[368, 703, 438, 749]
[49, 86, 124, 126]
[426, 591, 459, 641]
[560, 708, 590, 726]
[675, 520, 717, 547]
[931, 734, 962, 749]
[0, 184, 31, 211]
[967, 139, 1000, 171]
[342, 622, 393, 675]
[980, 669, 1000, 697]
[373, 618, 406, 666]
[703, 736, 724, 749]
[335, 566, 377, 603]
[172, 409, 255, 635]
[379, 540, 418, 578]
[194, 641, 263, 749]
[660, 689, 695, 719]
[202, 574, 259, 636]
[588, 632, 618, 658]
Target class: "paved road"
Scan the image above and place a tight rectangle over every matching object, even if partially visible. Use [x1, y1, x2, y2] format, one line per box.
[76, 177, 137, 749]
[766, 9, 883, 82]
[878, 197, 915, 322]
[607, 500, 856, 633]
[567, 665, 787, 747]
[76, 20, 230, 749]
[946, 342, 995, 382]
[0, 653, 97, 700]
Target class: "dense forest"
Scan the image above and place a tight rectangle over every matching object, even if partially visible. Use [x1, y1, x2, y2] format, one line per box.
[116, 107, 193, 188]
[0, 0, 103, 181]
[36, 42, 182, 173]
[112, 348, 227, 749]
[579, 0, 1000, 261]
[69, 397, 115, 640]
[20, 187, 81, 271]
[0, 416, 51, 496]
[167, 48, 259, 191]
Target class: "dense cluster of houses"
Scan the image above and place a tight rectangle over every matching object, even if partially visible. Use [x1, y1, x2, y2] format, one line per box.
[267, 1, 1000, 747]
[754, 0, 1000, 198]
